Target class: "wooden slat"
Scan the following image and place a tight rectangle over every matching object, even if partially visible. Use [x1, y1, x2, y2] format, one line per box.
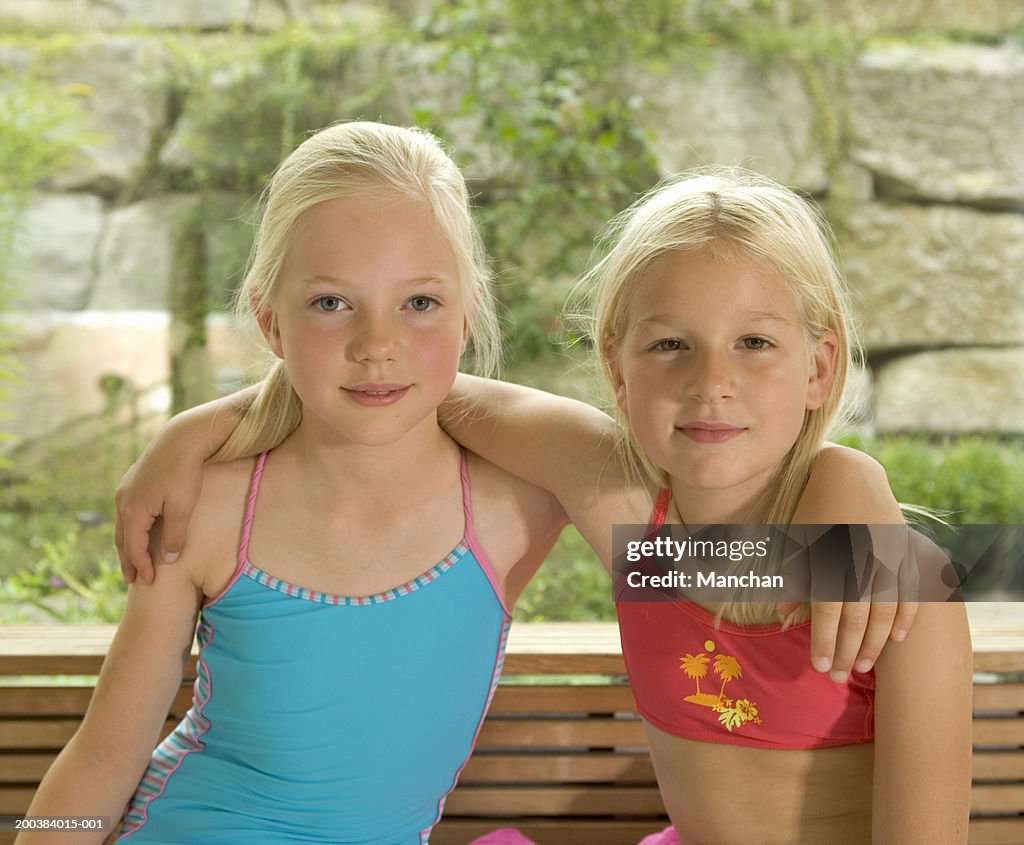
[488, 684, 636, 713]
[3, 620, 1021, 675]
[430, 819, 670, 845]
[460, 752, 657, 783]
[0, 753, 52, 781]
[973, 684, 1024, 712]
[967, 818, 1024, 845]
[0, 787, 34, 815]
[476, 718, 647, 748]
[972, 751, 1024, 780]
[970, 783, 1024, 813]
[973, 719, 1024, 746]
[443, 785, 666, 816]
[0, 718, 180, 749]
[0, 686, 194, 716]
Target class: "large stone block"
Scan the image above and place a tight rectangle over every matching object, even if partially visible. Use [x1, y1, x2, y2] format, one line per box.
[85, 0, 253, 30]
[2, 312, 171, 442]
[840, 202, 1024, 352]
[847, 44, 1024, 209]
[627, 50, 829, 193]
[816, 0, 1024, 37]
[1, 312, 262, 444]
[41, 36, 173, 196]
[90, 195, 200, 310]
[873, 348, 1024, 434]
[13, 193, 105, 310]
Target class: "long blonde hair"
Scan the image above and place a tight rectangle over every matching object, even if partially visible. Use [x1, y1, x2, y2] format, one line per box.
[211, 121, 501, 462]
[580, 167, 859, 623]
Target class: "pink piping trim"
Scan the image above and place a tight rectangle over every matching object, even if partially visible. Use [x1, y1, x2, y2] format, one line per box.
[460, 449, 511, 616]
[204, 453, 268, 610]
[118, 622, 218, 838]
[420, 614, 512, 840]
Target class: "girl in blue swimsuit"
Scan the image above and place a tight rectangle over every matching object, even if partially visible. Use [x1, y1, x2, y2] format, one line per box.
[18, 121, 567, 845]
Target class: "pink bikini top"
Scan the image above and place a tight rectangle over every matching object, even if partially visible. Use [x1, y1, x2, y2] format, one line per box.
[615, 490, 875, 751]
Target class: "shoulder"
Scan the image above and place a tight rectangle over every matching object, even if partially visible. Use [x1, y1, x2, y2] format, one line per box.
[465, 450, 566, 536]
[169, 457, 256, 594]
[795, 443, 902, 524]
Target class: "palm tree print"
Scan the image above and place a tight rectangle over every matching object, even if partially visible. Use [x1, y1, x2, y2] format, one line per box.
[714, 654, 742, 698]
[679, 652, 710, 695]
[678, 642, 762, 730]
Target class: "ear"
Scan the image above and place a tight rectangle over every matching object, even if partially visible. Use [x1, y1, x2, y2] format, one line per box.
[805, 329, 838, 410]
[604, 340, 628, 414]
[256, 304, 284, 359]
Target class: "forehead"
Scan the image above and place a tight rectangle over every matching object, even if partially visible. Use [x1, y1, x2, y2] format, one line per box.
[629, 248, 800, 323]
[284, 194, 460, 282]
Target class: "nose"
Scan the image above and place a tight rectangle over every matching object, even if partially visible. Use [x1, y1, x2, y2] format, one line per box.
[348, 312, 398, 363]
[686, 350, 736, 404]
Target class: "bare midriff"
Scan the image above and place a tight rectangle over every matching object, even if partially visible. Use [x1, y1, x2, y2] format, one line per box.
[646, 721, 873, 845]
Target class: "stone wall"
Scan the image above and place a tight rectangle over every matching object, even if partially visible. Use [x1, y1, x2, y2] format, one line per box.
[1, 0, 1022, 443]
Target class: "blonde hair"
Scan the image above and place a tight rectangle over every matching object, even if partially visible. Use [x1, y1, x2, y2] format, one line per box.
[211, 121, 501, 462]
[580, 167, 858, 624]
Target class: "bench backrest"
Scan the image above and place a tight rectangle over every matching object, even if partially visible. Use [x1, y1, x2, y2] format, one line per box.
[2, 620, 1022, 845]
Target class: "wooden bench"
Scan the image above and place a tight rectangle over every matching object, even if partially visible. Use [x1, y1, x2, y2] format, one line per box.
[1, 616, 1022, 845]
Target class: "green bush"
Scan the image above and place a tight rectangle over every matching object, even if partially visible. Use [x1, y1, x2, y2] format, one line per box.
[514, 435, 1024, 621]
[841, 435, 1024, 524]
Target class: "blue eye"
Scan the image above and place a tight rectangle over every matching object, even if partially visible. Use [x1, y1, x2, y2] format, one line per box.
[743, 336, 772, 350]
[408, 296, 438, 312]
[315, 296, 344, 312]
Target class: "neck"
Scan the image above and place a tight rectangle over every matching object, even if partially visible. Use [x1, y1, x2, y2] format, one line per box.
[668, 478, 772, 525]
[276, 414, 458, 498]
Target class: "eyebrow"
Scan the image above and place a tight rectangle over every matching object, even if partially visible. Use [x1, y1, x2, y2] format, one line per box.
[631, 310, 795, 328]
[299, 274, 454, 288]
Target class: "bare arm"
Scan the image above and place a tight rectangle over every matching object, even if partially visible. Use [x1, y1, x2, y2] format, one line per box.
[872, 597, 972, 842]
[16, 545, 202, 843]
[440, 374, 627, 518]
[116, 386, 257, 583]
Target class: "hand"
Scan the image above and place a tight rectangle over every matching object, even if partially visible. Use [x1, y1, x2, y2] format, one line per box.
[777, 524, 920, 682]
[114, 423, 206, 585]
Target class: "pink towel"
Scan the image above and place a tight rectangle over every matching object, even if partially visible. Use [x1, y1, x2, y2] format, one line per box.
[637, 827, 680, 845]
[468, 826, 678, 845]
[466, 830, 539, 845]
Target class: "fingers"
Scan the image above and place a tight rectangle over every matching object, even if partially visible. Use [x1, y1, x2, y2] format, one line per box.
[119, 504, 158, 586]
[115, 511, 135, 584]
[893, 532, 922, 639]
[159, 501, 192, 565]
[808, 601, 843, 676]
[850, 599, 898, 674]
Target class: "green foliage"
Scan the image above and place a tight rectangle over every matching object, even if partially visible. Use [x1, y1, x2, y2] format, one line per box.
[0, 65, 86, 461]
[0, 525, 125, 623]
[844, 435, 1024, 524]
[409, 1, 663, 362]
[516, 436, 1024, 621]
[156, 25, 385, 194]
[514, 526, 612, 622]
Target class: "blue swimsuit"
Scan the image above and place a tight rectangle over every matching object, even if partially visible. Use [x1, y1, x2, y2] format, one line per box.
[118, 451, 511, 844]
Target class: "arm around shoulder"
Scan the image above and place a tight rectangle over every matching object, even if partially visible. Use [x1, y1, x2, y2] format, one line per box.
[441, 374, 623, 511]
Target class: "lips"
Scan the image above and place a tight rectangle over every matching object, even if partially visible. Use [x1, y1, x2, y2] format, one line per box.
[676, 421, 746, 444]
[343, 383, 411, 407]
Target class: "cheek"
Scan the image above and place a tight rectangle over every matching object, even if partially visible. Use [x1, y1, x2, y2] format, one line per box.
[415, 325, 465, 376]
